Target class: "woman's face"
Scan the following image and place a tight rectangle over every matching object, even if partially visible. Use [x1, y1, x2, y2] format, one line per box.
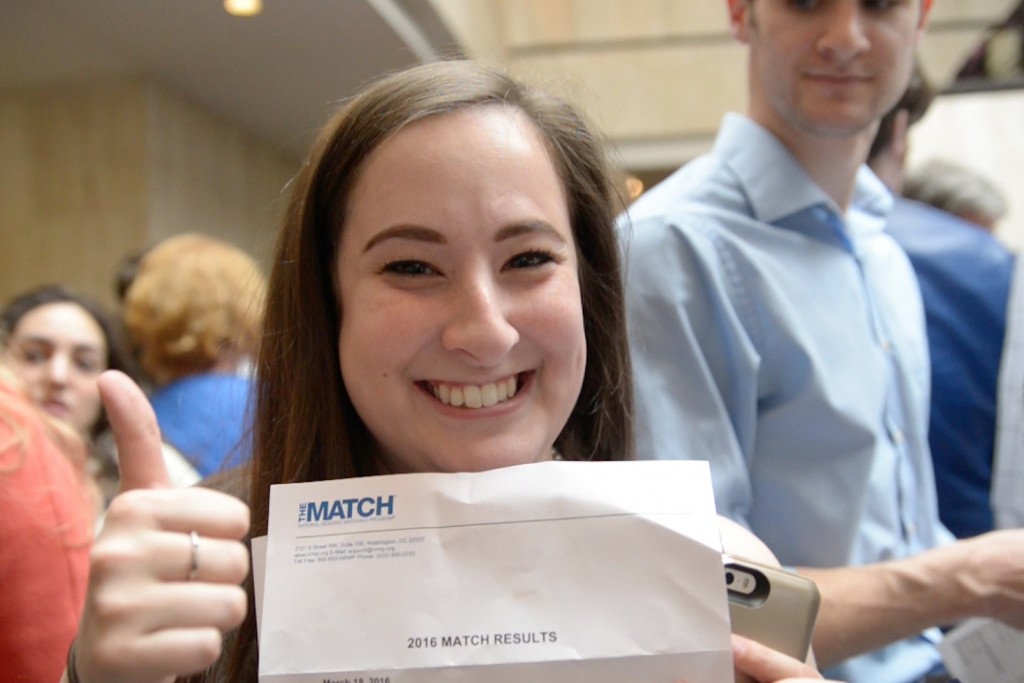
[6, 301, 108, 435]
[336, 105, 587, 474]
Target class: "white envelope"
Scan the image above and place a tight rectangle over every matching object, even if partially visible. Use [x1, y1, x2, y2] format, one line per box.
[257, 460, 732, 683]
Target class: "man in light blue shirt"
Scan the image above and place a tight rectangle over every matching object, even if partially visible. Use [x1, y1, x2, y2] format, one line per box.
[621, 2, 1024, 682]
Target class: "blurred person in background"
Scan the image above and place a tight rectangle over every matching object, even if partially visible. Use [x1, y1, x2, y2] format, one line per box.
[868, 75, 1015, 539]
[122, 233, 266, 478]
[1, 284, 134, 507]
[0, 351, 95, 682]
[2, 283, 199, 499]
[903, 159, 1009, 233]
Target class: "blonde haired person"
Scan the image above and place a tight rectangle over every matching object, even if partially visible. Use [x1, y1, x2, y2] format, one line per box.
[0, 360, 95, 682]
[122, 234, 266, 477]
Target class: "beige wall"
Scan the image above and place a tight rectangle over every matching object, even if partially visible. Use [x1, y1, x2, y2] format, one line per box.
[436, 0, 741, 170]
[4, 3, 1018, 313]
[434, 0, 1017, 173]
[0, 79, 297, 310]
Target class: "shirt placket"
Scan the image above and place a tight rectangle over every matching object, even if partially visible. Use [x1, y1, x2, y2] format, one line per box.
[826, 210, 919, 546]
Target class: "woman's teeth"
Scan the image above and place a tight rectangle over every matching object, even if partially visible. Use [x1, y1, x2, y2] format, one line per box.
[433, 376, 518, 408]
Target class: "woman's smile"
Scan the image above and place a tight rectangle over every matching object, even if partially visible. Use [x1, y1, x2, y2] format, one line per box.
[337, 105, 586, 474]
[423, 373, 521, 409]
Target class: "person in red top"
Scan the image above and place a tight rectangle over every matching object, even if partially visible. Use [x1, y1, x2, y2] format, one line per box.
[0, 363, 95, 683]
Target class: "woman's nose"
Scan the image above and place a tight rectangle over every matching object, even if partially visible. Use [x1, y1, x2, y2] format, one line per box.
[440, 277, 519, 366]
[45, 353, 71, 384]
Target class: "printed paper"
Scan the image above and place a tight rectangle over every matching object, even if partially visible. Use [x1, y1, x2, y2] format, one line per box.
[256, 460, 732, 683]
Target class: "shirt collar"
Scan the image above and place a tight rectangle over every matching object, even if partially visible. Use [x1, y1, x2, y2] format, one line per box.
[713, 113, 893, 244]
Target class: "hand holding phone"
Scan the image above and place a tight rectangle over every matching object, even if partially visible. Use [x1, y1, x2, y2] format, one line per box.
[724, 554, 820, 661]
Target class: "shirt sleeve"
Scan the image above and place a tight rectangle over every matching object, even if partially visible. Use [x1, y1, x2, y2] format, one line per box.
[621, 213, 762, 527]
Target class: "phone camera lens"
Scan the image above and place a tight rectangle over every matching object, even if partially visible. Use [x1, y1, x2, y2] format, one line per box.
[725, 571, 735, 586]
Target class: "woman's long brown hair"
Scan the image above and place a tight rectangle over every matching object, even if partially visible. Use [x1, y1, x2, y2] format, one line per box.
[190, 59, 633, 682]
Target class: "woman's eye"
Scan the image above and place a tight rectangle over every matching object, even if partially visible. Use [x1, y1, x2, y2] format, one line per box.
[14, 345, 48, 364]
[506, 250, 556, 270]
[74, 356, 104, 374]
[383, 260, 436, 276]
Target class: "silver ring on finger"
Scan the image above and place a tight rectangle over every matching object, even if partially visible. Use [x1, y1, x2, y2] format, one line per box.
[187, 530, 200, 581]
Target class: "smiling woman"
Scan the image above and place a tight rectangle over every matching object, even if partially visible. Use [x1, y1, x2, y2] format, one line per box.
[337, 105, 587, 475]
[64, 60, 830, 683]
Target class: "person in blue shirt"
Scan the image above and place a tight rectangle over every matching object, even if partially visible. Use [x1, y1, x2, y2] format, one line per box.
[621, 2, 1024, 682]
[121, 233, 266, 477]
[867, 77, 1015, 539]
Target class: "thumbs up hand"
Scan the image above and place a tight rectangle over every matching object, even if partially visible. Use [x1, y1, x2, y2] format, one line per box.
[70, 371, 251, 683]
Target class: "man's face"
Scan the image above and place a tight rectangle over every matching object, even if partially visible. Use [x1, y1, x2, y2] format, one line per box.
[729, 0, 930, 144]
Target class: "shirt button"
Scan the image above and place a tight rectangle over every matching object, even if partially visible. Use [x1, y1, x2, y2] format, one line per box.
[892, 429, 905, 445]
[881, 339, 893, 352]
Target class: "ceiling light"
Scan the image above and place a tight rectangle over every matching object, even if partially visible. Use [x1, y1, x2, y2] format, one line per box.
[224, 0, 263, 17]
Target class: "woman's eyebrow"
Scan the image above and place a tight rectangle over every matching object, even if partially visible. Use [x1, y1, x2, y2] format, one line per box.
[12, 335, 54, 348]
[363, 225, 446, 253]
[494, 221, 566, 244]
[363, 220, 566, 253]
[13, 336, 103, 354]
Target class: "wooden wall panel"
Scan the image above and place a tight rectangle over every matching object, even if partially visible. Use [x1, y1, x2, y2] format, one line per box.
[0, 79, 299, 309]
[0, 82, 148, 307]
[144, 84, 297, 268]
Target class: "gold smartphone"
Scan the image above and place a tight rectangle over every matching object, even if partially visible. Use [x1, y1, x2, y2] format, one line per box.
[724, 554, 820, 661]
